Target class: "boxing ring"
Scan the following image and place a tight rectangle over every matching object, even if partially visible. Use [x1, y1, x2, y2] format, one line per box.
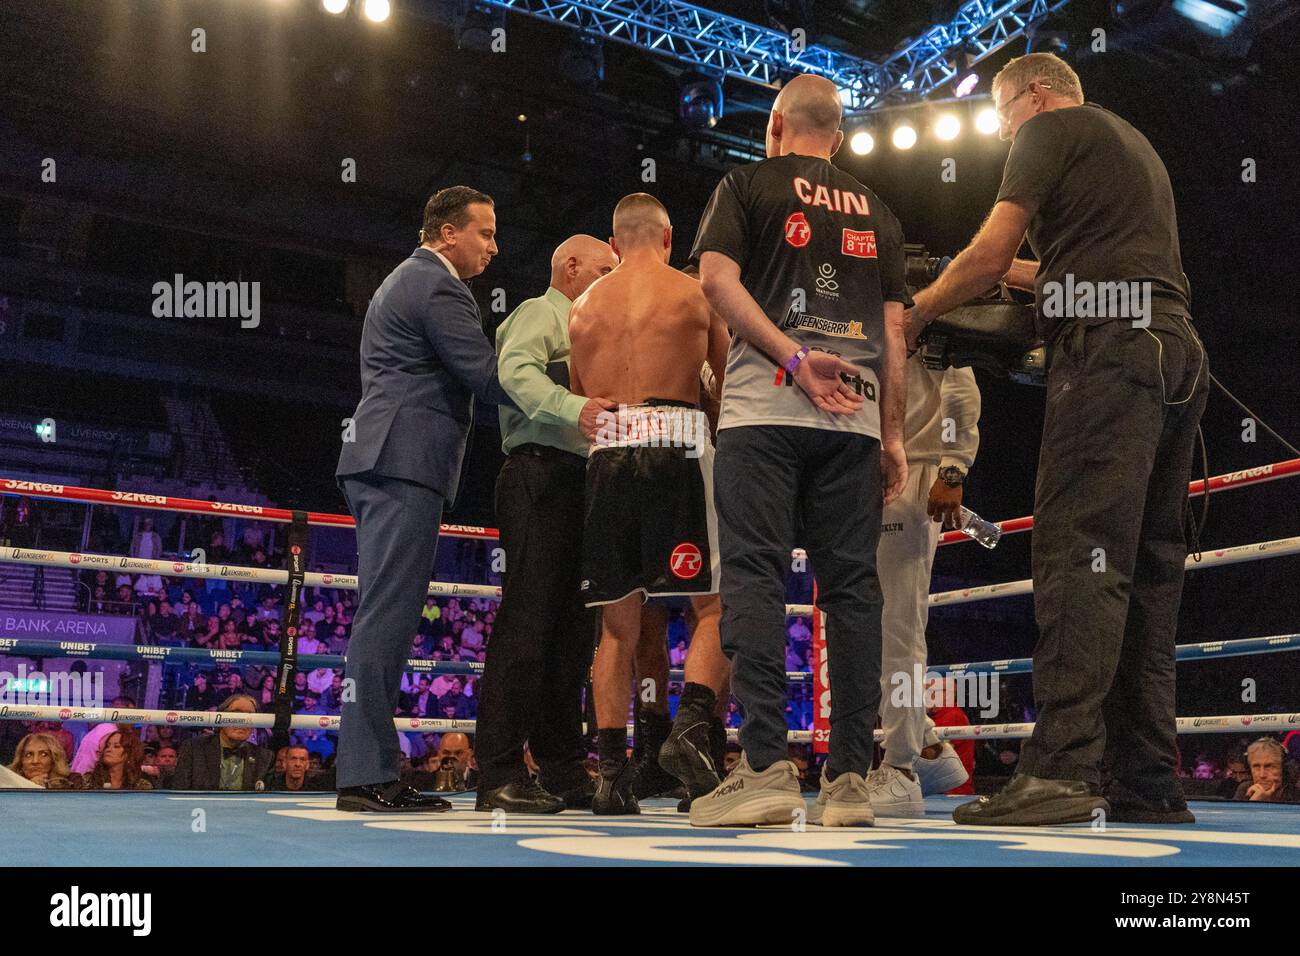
[2, 461, 1299, 867]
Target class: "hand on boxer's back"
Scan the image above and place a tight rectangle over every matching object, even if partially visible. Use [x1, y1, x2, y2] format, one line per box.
[579, 397, 618, 441]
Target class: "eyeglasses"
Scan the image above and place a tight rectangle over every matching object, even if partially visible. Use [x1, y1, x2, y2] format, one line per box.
[996, 83, 1052, 120]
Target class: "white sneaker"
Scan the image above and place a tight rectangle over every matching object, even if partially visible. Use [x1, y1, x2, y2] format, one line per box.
[866, 764, 925, 818]
[809, 771, 876, 827]
[915, 742, 969, 796]
[688, 752, 805, 827]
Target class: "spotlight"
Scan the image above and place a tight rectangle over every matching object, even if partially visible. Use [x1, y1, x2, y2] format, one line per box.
[975, 107, 1000, 135]
[934, 113, 961, 140]
[322, 0, 348, 14]
[892, 124, 917, 149]
[849, 131, 875, 155]
[679, 75, 724, 129]
[362, 0, 390, 23]
[954, 73, 979, 98]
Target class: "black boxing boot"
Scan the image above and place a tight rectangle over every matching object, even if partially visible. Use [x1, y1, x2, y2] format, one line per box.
[659, 683, 722, 805]
[634, 710, 684, 800]
[592, 728, 639, 815]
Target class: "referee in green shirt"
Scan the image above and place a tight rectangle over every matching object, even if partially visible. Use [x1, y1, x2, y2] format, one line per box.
[475, 235, 618, 814]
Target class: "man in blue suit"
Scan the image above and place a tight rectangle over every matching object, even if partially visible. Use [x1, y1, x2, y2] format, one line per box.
[335, 186, 515, 812]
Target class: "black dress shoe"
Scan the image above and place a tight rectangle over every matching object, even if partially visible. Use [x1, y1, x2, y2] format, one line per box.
[474, 780, 565, 814]
[1104, 779, 1196, 824]
[953, 773, 1109, 826]
[548, 775, 597, 810]
[336, 782, 452, 813]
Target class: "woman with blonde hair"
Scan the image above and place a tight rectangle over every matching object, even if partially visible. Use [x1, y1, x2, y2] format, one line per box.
[8, 732, 79, 788]
[80, 729, 153, 790]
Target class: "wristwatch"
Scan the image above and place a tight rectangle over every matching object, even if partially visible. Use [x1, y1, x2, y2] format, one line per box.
[938, 466, 966, 488]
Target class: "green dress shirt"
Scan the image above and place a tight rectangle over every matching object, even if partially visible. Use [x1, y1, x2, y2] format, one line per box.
[495, 286, 589, 458]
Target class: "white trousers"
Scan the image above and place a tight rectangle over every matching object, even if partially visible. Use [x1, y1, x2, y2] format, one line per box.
[876, 461, 944, 769]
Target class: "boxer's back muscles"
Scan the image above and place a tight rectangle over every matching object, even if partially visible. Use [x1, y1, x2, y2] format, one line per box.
[568, 259, 728, 405]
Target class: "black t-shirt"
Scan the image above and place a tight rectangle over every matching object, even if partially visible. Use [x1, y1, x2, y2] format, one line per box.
[995, 103, 1191, 343]
[690, 154, 910, 439]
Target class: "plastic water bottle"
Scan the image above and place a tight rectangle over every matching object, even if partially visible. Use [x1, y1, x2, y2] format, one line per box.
[959, 507, 1001, 549]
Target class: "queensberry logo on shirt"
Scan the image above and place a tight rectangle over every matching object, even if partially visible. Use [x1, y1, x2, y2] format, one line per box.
[781, 311, 865, 340]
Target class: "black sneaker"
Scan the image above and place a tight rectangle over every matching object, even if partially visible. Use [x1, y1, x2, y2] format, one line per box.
[592, 758, 640, 815]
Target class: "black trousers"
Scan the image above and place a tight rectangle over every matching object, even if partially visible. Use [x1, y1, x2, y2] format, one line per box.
[1020, 313, 1208, 797]
[714, 425, 884, 777]
[475, 447, 595, 790]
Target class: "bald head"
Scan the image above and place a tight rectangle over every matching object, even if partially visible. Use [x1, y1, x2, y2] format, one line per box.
[612, 193, 671, 259]
[550, 234, 616, 299]
[437, 732, 474, 773]
[767, 74, 844, 159]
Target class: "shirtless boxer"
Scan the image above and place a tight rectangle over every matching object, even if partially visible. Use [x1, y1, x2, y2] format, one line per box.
[569, 192, 730, 814]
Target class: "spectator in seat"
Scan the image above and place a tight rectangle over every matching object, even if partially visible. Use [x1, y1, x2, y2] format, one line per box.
[8, 732, 78, 789]
[327, 624, 350, 656]
[267, 745, 329, 792]
[322, 672, 346, 710]
[152, 745, 179, 776]
[304, 600, 326, 625]
[256, 675, 276, 709]
[1235, 738, 1300, 803]
[440, 694, 472, 721]
[114, 584, 135, 614]
[169, 694, 273, 791]
[292, 672, 310, 707]
[81, 729, 152, 790]
[195, 615, 220, 648]
[186, 672, 219, 711]
[298, 623, 323, 656]
[206, 530, 231, 564]
[70, 696, 139, 773]
[152, 601, 180, 642]
[670, 639, 688, 668]
[1219, 756, 1250, 799]
[307, 665, 334, 696]
[420, 597, 442, 632]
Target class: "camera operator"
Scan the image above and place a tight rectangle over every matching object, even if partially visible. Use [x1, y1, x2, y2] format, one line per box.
[907, 52, 1207, 826]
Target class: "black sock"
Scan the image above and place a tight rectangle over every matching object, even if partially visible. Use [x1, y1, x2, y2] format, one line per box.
[597, 728, 628, 766]
[636, 709, 672, 761]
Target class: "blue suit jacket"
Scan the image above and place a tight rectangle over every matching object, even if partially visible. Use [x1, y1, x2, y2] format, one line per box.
[337, 248, 513, 503]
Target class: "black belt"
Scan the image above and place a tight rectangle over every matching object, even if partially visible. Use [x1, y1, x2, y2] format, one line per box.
[511, 443, 585, 466]
[641, 397, 700, 409]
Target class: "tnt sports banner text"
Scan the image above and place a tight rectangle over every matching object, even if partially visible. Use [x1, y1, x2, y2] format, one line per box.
[0, 610, 137, 645]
